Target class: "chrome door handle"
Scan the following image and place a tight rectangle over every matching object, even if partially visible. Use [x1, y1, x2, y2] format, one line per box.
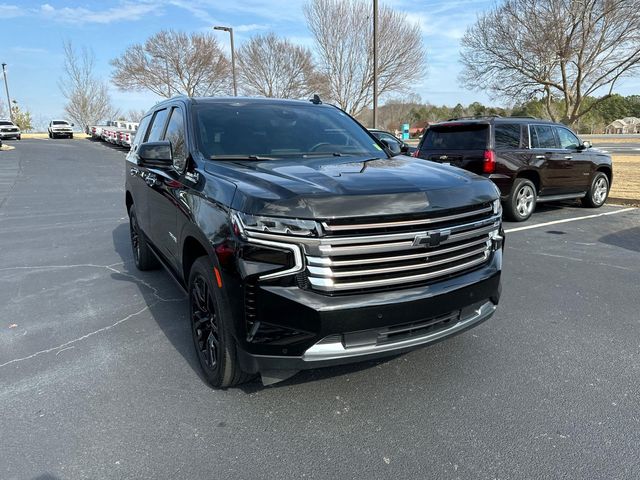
[130, 167, 140, 176]
[535, 155, 546, 159]
[564, 156, 573, 160]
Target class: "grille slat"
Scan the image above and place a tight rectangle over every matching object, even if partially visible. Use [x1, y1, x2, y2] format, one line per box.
[305, 203, 499, 294]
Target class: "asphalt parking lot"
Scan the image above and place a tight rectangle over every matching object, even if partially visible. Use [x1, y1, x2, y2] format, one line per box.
[1, 139, 639, 480]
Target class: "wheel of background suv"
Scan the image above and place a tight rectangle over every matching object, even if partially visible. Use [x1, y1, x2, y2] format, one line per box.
[189, 256, 253, 388]
[129, 208, 160, 271]
[17, 135, 21, 140]
[69, 134, 73, 139]
[582, 172, 609, 208]
[48, 132, 52, 139]
[505, 178, 537, 222]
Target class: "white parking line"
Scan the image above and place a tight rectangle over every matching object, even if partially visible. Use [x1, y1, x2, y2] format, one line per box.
[505, 207, 636, 233]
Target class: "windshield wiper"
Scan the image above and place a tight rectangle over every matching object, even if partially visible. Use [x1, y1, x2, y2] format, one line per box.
[209, 155, 275, 161]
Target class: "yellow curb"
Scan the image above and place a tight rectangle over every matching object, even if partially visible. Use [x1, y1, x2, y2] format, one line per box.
[0, 145, 16, 151]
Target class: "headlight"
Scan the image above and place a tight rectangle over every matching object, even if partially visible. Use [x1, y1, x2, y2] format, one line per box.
[492, 199, 502, 216]
[235, 212, 321, 237]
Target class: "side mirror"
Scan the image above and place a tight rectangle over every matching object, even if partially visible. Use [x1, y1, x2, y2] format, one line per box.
[380, 138, 401, 156]
[400, 144, 409, 154]
[71, 123, 75, 127]
[580, 140, 592, 150]
[137, 141, 173, 168]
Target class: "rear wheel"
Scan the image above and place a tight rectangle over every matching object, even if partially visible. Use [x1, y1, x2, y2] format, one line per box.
[582, 172, 609, 208]
[69, 134, 73, 139]
[505, 178, 536, 222]
[129, 207, 160, 271]
[189, 257, 253, 388]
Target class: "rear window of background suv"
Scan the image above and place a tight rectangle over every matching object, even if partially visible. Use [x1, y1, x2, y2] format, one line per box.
[422, 124, 488, 150]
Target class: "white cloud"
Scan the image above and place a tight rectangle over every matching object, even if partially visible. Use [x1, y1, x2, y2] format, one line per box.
[38, 2, 162, 24]
[0, 3, 24, 18]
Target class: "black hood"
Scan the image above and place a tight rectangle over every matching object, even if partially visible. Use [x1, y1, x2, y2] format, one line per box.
[204, 155, 499, 219]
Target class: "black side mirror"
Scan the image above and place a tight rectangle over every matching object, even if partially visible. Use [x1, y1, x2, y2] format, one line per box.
[71, 123, 75, 127]
[137, 141, 173, 168]
[400, 144, 409, 154]
[380, 138, 401, 156]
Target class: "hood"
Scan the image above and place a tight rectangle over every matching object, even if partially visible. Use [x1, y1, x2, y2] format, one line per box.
[204, 155, 499, 219]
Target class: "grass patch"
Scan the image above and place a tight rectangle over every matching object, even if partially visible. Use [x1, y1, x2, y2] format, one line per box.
[610, 155, 640, 200]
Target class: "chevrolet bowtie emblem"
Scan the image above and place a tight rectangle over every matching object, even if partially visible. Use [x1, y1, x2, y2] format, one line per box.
[413, 230, 451, 247]
[439, 155, 448, 160]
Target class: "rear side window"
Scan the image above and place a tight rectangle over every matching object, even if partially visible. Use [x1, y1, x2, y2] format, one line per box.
[164, 107, 187, 171]
[423, 124, 488, 150]
[530, 125, 558, 149]
[145, 108, 169, 142]
[494, 124, 521, 149]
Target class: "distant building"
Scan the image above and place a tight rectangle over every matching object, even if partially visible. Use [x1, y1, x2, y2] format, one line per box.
[605, 117, 640, 134]
[409, 121, 430, 138]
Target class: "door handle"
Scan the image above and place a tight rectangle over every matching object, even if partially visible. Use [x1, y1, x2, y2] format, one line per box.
[130, 167, 140, 176]
[535, 155, 546, 159]
[564, 156, 573, 160]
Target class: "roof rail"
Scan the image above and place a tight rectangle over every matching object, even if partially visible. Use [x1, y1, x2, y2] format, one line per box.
[446, 115, 502, 121]
[508, 115, 537, 119]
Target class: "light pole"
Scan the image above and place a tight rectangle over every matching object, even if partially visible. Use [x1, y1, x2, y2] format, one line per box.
[372, 0, 378, 129]
[1, 63, 13, 122]
[214, 26, 237, 96]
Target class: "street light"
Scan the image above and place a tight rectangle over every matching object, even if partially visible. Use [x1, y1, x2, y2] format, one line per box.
[213, 26, 237, 96]
[372, 0, 378, 129]
[1, 63, 13, 122]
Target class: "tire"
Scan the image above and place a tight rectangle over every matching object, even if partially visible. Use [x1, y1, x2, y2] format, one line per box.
[504, 178, 537, 222]
[189, 256, 253, 388]
[582, 172, 609, 208]
[129, 208, 160, 271]
[48, 132, 52, 139]
[69, 134, 73, 139]
[16, 135, 21, 140]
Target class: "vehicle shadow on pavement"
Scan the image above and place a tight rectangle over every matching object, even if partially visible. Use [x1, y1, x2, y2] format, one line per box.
[599, 226, 640, 252]
[110, 223, 208, 381]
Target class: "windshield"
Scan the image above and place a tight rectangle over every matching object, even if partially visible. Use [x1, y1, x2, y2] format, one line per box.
[53, 121, 69, 125]
[0, 121, 14, 126]
[423, 124, 489, 150]
[195, 102, 384, 159]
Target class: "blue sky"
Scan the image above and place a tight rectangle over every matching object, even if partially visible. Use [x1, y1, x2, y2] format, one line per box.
[1, 0, 639, 127]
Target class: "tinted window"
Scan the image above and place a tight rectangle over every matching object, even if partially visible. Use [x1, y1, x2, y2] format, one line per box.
[423, 124, 489, 150]
[494, 124, 521, 149]
[195, 103, 382, 159]
[52, 121, 68, 125]
[0, 121, 13, 126]
[531, 125, 558, 149]
[132, 115, 152, 150]
[556, 127, 580, 149]
[145, 109, 169, 142]
[164, 107, 187, 171]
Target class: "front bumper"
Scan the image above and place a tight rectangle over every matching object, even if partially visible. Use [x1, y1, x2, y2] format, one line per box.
[0, 131, 20, 139]
[236, 251, 502, 374]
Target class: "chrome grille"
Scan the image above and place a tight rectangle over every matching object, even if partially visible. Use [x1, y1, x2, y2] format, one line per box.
[306, 203, 500, 293]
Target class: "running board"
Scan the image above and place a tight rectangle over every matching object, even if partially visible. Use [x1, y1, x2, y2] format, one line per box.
[537, 192, 586, 203]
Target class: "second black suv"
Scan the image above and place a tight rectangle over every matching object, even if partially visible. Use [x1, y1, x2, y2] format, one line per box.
[414, 117, 613, 221]
[125, 97, 504, 388]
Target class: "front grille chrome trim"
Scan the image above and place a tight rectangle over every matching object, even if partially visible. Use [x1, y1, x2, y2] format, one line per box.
[307, 253, 489, 291]
[321, 205, 493, 232]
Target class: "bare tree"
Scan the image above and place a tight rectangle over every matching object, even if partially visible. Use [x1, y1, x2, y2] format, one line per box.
[460, 0, 640, 125]
[126, 108, 149, 122]
[111, 30, 231, 98]
[59, 41, 117, 131]
[304, 0, 426, 117]
[236, 33, 317, 98]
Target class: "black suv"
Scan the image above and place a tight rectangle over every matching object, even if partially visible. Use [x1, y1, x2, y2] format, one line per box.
[414, 117, 613, 221]
[125, 97, 504, 387]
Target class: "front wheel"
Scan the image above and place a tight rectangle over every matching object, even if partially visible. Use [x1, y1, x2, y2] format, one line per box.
[189, 257, 252, 388]
[504, 178, 537, 222]
[582, 172, 609, 208]
[69, 134, 73, 139]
